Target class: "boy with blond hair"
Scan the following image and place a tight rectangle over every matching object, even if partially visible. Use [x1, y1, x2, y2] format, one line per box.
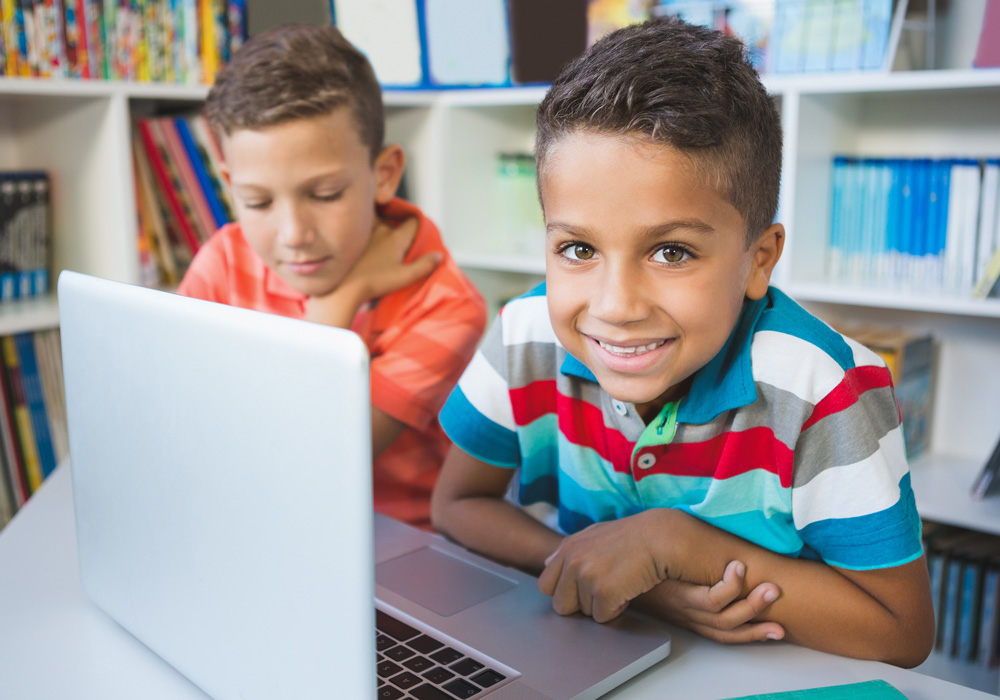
[432, 17, 933, 666]
[179, 24, 487, 528]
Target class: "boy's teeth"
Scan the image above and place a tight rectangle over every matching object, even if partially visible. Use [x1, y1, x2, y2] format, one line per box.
[598, 340, 662, 356]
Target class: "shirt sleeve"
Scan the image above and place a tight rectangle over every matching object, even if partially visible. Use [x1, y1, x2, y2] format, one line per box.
[176, 235, 229, 303]
[791, 339, 924, 570]
[438, 311, 522, 469]
[368, 261, 488, 433]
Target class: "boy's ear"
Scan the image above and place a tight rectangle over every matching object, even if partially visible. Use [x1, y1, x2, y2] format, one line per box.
[373, 144, 406, 206]
[745, 223, 785, 300]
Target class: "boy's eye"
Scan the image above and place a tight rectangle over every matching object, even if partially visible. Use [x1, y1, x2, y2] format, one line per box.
[243, 200, 271, 210]
[562, 243, 596, 261]
[652, 245, 690, 264]
[314, 191, 343, 202]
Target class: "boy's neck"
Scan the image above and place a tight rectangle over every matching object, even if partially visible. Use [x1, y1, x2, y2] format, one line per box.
[635, 376, 693, 424]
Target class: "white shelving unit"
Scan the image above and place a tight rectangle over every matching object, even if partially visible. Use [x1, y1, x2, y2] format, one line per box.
[2, 61, 1000, 692]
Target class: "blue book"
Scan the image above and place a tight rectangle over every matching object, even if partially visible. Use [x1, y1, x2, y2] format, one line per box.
[175, 118, 228, 230]
[13, 332, 56, 479]
[958, 558, 981, 661]
[802, 0, 834, 72]
[861, 0, 893, 70]
[978, 566, 1000, 667]
[828, 156, 849, 280]
[424, 0, 509, 86]
[771, 0, 806, 73]
[942, 557, 962, 655]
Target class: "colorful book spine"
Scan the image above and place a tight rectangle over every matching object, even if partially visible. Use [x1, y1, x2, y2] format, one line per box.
[13, 331, 56, 480]
[175, 116, 228, 229]
[137, 118, 202, 258]
[1, 334, 42, 494]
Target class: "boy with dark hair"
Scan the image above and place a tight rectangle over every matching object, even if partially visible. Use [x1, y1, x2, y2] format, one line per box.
[179, 24, 487, 528]
[432, 17, 933, 667]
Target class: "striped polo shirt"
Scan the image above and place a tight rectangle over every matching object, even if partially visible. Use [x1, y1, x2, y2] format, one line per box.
[178, 198, 487, 528]
[439, 283, 923, 570]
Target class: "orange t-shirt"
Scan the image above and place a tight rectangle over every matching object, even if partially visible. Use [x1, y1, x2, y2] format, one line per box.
[177, 198, 487, 528]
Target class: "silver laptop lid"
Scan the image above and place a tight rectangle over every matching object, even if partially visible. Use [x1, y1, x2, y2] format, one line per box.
[59, 270, 374, 700]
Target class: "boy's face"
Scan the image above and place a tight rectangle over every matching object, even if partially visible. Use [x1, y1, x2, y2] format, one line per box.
[541, 131, 782, 421]
[221, 108, 400, 298]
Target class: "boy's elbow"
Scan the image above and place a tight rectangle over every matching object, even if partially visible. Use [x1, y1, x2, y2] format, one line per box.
[880, 608, 935, 668]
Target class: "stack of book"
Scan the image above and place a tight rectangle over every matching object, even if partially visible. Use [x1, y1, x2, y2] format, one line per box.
[924, 520, 1000, 669]
[132, 113, 232, 287]
[0, 0, 246, 84]
[838, 325, 933, 460]
[827, 156, 1000, 298]
[649, 0, 893, 74]
[0, 171, 50, 302]
[0, 328, 67, 531]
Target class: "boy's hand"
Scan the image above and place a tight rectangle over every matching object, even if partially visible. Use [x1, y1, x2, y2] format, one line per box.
[343, 217, 441, 302]
[651, 560, 785, 643]
[537, 511, 667, 623]
[305, 217, 441, 328]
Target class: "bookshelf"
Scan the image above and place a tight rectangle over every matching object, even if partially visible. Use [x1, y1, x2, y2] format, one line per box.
[1, 9, 1000, 695]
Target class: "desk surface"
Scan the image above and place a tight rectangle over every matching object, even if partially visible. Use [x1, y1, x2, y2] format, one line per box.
[0, 465, 993, 700]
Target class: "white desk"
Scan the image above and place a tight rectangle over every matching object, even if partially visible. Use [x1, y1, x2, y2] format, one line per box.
[0, 465, 994, 700]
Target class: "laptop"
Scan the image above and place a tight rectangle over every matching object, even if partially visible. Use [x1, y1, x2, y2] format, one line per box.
[58, 270, 672, 700]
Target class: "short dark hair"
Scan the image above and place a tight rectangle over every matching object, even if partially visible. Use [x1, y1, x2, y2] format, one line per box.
[205, 23, 384, 162]
[535, 16, 782, 244]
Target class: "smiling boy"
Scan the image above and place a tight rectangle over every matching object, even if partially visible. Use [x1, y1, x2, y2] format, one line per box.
[431, 18, 934, 666]
[178, 24, 487, 528]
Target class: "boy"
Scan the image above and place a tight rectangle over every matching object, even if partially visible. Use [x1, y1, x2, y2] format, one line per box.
[431, 18, 934, 667]
[178, 24, 487, 529]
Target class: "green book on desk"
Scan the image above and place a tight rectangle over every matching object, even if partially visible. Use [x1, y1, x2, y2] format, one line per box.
[724, 679, 907, 700]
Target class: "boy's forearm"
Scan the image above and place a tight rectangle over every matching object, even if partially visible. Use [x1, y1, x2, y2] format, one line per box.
[641, 509, 934, 667]
[304, 282, 366, 329]
[433, 495, 563, 576]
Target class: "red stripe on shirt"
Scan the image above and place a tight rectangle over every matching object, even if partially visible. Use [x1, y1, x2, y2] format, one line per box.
[801, 365, 894, 432]
[636, 426, 794, 488]
[509, 380, 634, 472]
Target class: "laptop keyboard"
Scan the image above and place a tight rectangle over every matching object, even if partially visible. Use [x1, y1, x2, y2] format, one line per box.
[376, 609, 509, 699]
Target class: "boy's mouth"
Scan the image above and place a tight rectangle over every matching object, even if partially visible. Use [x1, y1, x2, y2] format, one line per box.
[586, 335, 672, 374]
[284, 257, 330, 276]
[596, 339, 666, 357]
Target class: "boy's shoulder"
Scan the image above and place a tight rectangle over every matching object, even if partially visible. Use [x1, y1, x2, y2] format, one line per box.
[749, 287, 888, 400]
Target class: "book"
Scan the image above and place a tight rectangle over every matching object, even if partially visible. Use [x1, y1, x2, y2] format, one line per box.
[132, 132, 180, 285]
[840, 326, 933, 460]
[974, 0, 1000, 69]
[721, 679, 907, 699]
[188, 115, 233, 222]
[33, 329, 67, 462]
[0, 171, 51, 302]
[0, 336, 27, 508]
[507, 0, 587, 85]
[174, 116, 228, 230]
[0, 334, 42, 494]
[13, 331, 56, 480]
[332, 0, 424, 88]
[424, 0, 509, 87]
[137, 118, 202, 258]
[156, 116, 215, 242]
[971, 431, 1000, 500]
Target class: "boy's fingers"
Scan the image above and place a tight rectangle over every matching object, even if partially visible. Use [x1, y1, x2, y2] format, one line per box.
[389, 217, 420, 251]
[686, 583, 781, 632]
[537, 553, 562, 596]
[691, 620, 785, 645]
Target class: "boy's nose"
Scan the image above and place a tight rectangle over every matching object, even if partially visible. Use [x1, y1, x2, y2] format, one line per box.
[589, 263, 650, 325]
[276, 207, 315, 248]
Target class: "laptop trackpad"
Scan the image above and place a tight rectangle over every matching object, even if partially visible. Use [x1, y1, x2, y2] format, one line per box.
[376, 547, 518, 617]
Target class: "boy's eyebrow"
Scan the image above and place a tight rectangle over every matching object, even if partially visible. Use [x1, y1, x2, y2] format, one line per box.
[546, 219, 717, 239]
[229, 170, 349, 190]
